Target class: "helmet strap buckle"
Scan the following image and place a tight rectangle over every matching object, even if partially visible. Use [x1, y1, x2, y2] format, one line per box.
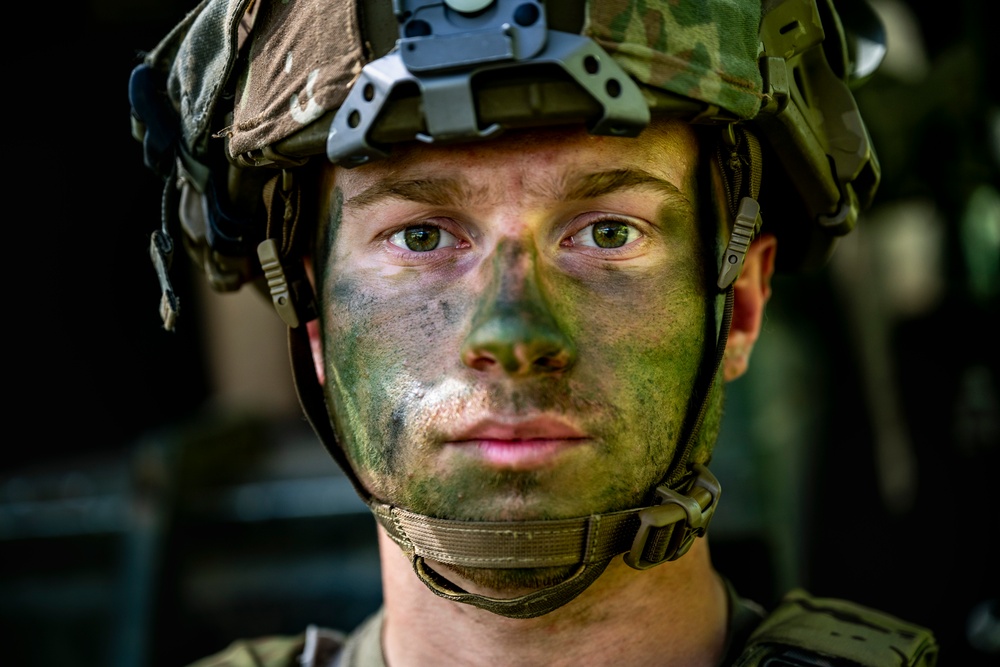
[624, 463, 722, 570]
[257, 170, 318, 328]
[717, 196, 763, 289]
[149, 227, 179, 331]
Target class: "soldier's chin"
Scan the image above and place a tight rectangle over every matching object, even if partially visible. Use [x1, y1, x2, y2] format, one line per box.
[429, 560, 578, 599]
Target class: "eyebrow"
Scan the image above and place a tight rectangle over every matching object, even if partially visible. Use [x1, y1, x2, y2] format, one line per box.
[561, 169, 690, 208]
[343, 168, 691, 211]
[345, 177, 468, 210]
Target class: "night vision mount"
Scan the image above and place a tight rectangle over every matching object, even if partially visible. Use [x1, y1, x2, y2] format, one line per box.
[327, 0, 650, 166]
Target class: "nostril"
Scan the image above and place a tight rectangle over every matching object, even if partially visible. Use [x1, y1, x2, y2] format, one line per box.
[531, 348, 572, 372]
[466, 356, 498, 373]
[462, 339, 575, 376]
[461, 314, 577, 376]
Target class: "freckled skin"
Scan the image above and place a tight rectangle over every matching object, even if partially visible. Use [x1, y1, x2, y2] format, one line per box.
[316, 120, 710, 530]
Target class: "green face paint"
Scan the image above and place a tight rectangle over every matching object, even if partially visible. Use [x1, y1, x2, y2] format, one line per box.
[316, 120, 710, 527]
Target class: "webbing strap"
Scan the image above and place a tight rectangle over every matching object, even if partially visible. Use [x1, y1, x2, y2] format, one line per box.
[664, 125, 762, 486]
[289, 324, 373, 504]
[665, 286, 734, 487]
[370, 464, 718, 566]
[371, 504, 643, 569]
[717, 126, 763, 215]
[261, 170, 303, 258]
[412, 554, 613, 619]
[366, 466, 718, 618]
[151, 162, 181, 331]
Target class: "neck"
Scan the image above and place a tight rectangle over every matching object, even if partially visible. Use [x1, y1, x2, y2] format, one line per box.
[377, 528, 729, 667]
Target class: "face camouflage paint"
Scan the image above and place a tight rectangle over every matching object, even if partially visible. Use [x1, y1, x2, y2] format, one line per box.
[316, 121, 712, 532]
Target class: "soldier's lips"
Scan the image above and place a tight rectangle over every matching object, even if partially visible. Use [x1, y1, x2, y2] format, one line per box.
[445, 417, 590, 469]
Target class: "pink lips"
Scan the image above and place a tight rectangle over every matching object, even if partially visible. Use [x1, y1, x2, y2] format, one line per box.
[447, 417, 589, 469]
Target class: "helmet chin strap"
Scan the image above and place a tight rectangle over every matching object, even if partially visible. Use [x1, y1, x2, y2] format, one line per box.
[289, 300, 729, 618]
[288, 299, 737, 620]
[283, 125, 761, 619]
[412, 553, 614, 620]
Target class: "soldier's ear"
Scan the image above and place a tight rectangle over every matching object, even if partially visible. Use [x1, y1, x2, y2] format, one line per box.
[303, 258, 325, 386]
[723, 234, 777, 382]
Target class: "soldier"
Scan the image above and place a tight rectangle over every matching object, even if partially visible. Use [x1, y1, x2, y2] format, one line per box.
[128, 0, 939, 664]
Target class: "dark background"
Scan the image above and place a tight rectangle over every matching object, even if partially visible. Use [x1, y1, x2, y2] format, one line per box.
[7, 1, 997, 665]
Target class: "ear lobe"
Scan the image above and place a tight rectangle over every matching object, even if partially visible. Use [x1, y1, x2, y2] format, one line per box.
[303, 259, 326, 386]
[723, 233, 777, 382]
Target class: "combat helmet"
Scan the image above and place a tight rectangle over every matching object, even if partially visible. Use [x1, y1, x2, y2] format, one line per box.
[129, 0, 885, 618]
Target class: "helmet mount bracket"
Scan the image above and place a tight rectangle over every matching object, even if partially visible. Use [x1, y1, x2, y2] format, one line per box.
[328, 0, 649, 166]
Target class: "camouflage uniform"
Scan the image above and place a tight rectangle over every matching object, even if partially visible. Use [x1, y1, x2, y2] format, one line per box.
[186, 587, 937, 666]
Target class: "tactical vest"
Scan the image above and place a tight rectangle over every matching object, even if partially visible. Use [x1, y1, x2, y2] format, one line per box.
[732, 589, 938, 666]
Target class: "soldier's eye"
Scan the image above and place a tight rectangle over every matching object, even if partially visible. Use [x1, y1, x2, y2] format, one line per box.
[572, 220, 641, 249]
[389, 225, 459, 252]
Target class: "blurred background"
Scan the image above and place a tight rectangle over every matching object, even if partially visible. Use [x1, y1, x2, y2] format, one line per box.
[7, 0, 997, 665]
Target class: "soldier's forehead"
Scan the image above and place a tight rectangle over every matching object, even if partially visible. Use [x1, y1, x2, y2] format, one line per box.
[326, 118, 700, 196]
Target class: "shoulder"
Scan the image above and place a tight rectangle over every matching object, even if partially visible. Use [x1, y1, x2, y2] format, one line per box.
[185, 626, 345, 667]
[733, 588, 939, 667]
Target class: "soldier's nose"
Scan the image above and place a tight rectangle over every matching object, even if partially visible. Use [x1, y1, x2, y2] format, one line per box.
[460, 241, 576, 376]
[461, 316, 576, 375]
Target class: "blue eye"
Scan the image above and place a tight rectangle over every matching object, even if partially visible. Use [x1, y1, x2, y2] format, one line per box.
[389, 225, 460, 252]
[573, 220, 641, 248]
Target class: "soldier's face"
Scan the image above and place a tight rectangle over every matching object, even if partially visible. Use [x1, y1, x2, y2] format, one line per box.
[314, 119, 709, 521]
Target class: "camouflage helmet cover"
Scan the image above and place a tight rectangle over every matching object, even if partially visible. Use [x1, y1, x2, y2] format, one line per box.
[147, 0, 765, 165]
[132, 0, 880, 311]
